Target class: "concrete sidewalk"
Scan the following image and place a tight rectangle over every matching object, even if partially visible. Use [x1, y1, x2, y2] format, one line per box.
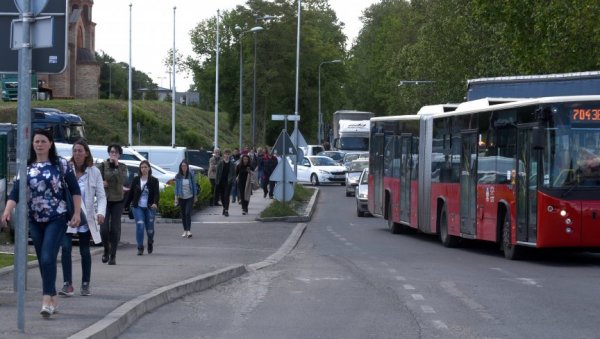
[0, 191, 312, 338]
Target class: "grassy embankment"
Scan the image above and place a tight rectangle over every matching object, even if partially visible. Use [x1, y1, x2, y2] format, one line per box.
[0, 99, 240, 149]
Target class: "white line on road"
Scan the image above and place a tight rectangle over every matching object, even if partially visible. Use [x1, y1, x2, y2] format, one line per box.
[395, 276, 406, 281]
[432, 320, 448, 329]
[411, 294, 424, 300]
[403, 284, 415, 290]
[421, 305, 436, 313]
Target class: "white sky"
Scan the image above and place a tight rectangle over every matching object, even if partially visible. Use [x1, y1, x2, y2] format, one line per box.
[93, 0, 378, 90]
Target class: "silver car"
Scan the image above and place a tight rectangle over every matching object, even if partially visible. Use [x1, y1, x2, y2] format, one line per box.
[356, 168, 370, 217]
[345, 159, 369, 196]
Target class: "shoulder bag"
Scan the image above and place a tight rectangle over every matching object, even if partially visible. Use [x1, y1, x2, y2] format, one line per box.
[59, 160, 88, 226]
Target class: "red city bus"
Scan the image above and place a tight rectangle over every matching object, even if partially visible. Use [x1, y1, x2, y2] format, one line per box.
[368, 97, 600, 259]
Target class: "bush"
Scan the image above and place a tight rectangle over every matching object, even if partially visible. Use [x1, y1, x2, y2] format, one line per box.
[194, 174, 212, 209]
[158, 185, 180, 218]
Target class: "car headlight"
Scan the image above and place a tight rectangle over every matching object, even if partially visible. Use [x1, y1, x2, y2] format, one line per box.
[318, 169, 331, 175]
[358, 193, 368, 199]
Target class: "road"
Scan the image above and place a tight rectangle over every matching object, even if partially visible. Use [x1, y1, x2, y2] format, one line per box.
[121, 185, 600, 339]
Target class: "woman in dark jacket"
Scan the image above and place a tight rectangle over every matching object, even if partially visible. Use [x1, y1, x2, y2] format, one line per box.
[236, 154, 254, 215]
[124, 160, 160, 255]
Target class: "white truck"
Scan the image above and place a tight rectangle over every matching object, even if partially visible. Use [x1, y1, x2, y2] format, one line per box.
[330, 110, 373, 152]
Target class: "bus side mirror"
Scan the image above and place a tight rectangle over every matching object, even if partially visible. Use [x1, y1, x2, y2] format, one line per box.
[532, 126, 545, 150]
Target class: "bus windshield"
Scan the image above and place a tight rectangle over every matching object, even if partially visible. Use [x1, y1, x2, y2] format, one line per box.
[544, 103, 600, 188]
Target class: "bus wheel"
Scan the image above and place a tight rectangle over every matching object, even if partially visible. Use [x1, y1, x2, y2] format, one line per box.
[310, 174, 320, 186]
[440, 205, 459, 247]
[387, 203, 401, 234]
[502, 213, 523, 260]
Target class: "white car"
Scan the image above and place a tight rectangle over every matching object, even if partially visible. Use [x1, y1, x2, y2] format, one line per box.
[111, 159, 176, 191]
[296, 156, 346, 186]
[356, 168, 370, 217]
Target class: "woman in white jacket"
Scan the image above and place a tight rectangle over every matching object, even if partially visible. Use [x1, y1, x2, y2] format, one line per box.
[59, 139, 107, 297]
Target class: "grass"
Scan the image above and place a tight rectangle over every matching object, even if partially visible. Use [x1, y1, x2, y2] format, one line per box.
[0, 99, 241, 149]
[0, 252, 36, 269]
[260, 184, 314, 218]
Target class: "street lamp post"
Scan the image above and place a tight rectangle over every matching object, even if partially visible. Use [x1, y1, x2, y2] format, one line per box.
[105, 61, 112, 99]
[318, 59, 341, 145]
[235, 25, 264, 150]
[128, 3, 133, 146]
[251, 15, 274, 147]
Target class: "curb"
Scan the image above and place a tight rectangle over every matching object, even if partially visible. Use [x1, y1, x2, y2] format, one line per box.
[68, 265, 248, 339]
[256, 187, 319, 223]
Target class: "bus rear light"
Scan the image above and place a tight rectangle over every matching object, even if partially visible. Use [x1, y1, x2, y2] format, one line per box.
[565, 218, 572, 225]
[565, 227, 574, 234]
[547, 205, 555, 212]
[560, 210, 568, 217]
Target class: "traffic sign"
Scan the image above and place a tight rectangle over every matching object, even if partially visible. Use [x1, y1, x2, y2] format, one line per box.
[269, 157, 297, 183]
[271, 130, 297, 156]
[14, 0, 49, 16]
[290, 128, 307, 148]
[273, 182, 294, 202]
[0, 0, 68, 73]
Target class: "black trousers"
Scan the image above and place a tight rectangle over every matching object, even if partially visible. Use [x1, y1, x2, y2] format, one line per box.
[101, 200, 124, 257]
[217, 182, 231, 212]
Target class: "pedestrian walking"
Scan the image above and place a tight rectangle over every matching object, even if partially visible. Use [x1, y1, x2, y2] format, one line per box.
[1, 129, 82, 318]
[230, 148, 240, 203]
[236, 154, 255, 215]
[262, 147, 278, 199]
[59, 139, 107, 297]
[208, 148, 221, 206]
[124, 160, 160, 255]
[216, 149, 236, 217]
[99, 144, 128, 265]
[174, 160, 198, 238]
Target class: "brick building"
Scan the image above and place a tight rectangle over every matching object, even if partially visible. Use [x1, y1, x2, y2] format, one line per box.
[38, 0, 99, 99]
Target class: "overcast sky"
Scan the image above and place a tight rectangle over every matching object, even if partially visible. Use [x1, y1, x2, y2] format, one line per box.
[93, 0, 378, 90]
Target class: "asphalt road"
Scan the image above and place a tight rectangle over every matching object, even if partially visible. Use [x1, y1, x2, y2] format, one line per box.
[121, 185, 600, 339]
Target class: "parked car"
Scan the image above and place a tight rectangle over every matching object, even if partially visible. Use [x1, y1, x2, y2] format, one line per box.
[108, 159, 175, 190]
[343, 152, 369, 170]
[345, 159, 369, 196]
[295, 156, 346, 186]
[298, 144, 325, 157]
[356, 168, 370, 217]
[132, 145, 187, 172]
[317, 150, 346, 164]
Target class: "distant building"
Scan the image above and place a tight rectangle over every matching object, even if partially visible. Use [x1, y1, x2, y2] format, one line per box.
[37, 0, 99, 99]
[137, 87, 200, 106]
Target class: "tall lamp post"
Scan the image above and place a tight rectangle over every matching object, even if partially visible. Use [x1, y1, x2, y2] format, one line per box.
[318, 59, 342, 145]
[251, 15, 274, 147]
[105, 61, 112, 99]
[235, 25, 264, 150]
[128, 3, 133, 146]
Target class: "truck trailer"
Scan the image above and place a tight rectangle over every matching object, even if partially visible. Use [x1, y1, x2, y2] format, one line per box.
[467, 71, 600, 101]
[330, 110, 374, 152]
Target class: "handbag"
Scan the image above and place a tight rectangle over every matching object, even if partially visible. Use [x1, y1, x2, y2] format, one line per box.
[59, 160, 88, 226]
[250, 170, 259, 190]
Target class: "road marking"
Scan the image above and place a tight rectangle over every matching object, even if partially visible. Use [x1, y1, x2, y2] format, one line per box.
[387, 268, 398, 274]
[403, 284, 415, 290]
[432, 320, 448, 329]
[421, 305, 435, 313]
[380, 261, 389, 266]
[411, 294, 424, 301]
[516, 278, 541, 287]
[441, 281, 495, 321]
[345, 242, 353, 246]
[339, 237, 347, 241]
[192, 221, 257, 224]
[395, 276, 406, 281]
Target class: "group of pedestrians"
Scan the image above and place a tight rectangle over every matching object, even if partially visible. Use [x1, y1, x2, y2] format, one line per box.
[0, 130, 267, 319]
[0, 132, 175, 319]
[207, 146, 278, 217]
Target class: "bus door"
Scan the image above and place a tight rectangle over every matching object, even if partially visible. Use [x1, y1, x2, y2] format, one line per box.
[372, 133, 385, 216]
[400, 134, 412, 223]
[516, 127, 539, 243]
[460, 131, 478, 236]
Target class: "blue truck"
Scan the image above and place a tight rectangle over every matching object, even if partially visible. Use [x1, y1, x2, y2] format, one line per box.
[467, 71, 600, 101]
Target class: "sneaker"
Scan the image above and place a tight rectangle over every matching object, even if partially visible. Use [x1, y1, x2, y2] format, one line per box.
[58, 282, 74, 297]
[187, 231, 192, 238]
[81, 282, 91, 296]
[40, 305, 52, 318]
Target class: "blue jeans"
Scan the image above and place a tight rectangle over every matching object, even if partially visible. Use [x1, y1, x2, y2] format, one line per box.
[61, 231, 91, 284]
[178, 198, 193, 231]
[133, 207, 156, 247]
[29, 215, 68, 296]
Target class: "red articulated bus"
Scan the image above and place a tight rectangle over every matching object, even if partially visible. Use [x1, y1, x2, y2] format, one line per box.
[368, 96, 600, 259]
